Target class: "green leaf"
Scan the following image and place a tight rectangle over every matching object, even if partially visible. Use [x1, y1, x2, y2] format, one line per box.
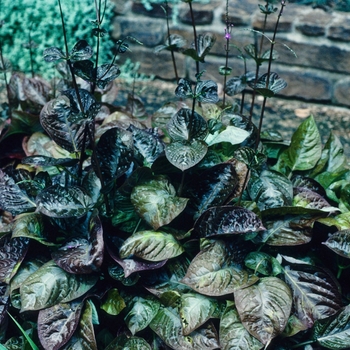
[313, 304, 350, 349]
[250, 72, 287, 97]
[248, 169, 293, 210]
[131, 178, 188, 229]
[20, 260, 98, 311]
[234, 277, 292, 346]
[105, 335, 152, 350]
[179, 293, 220, 335]
[245, 252, 282, 276]
[149, 307, 193, 349]
[283, 263, 342, 328]
[318, 212, 350, 231]
[205, 125, 249, 146]
[76, 299, 98, 350]
[219, 301, 263, 350]
[37, 300, 83, 350]
[7, 312, 40, 350]
[43, 46, 66, 62]
[274, 116, 322, 176]
[12, 213, 54, 246]
[165, 140, 208, 171]
[69, 40, 93, 62]
[181, 240, 258, 296]
[119, 230, 184, 262]
[101, 288, 126, 316]
[182, 33, 215, 62]
[125, 296, 160, 335]
[195, 80, 219, 103]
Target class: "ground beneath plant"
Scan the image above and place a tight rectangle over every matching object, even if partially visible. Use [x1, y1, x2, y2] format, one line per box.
[115, 79, 350, 159]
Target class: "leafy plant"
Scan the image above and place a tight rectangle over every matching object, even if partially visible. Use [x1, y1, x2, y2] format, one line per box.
[1, 0, 350, 349]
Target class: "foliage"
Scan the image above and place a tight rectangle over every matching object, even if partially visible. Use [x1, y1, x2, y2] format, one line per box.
[1, 0, 350, 349]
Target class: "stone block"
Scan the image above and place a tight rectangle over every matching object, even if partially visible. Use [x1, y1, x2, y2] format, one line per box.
[277, 68, 332, 101]
[333, 77, 350, 106]
[328, 15, 350, 42]
[110, 0, 131, 15]
[131, 1, 172, 18]
[178, 3, 214, 25]
[296, 8, 333, 36]
[118, 46, 186, 81]
[112, 16, 166, 47]
[221, 0, 258, 27]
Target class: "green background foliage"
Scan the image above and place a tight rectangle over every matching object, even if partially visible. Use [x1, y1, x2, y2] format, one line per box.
[0, 0, 115, 77]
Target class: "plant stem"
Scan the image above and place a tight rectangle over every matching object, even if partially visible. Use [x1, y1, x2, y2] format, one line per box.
[0, 49, 12, 118]
[255, 0, 286, 150]
[188, 2, 199, 76]
[222, 0, 232, 107]
[290, 340, 315, 348]
[178, 171, 186, 197]
[165, 1, 179, 82]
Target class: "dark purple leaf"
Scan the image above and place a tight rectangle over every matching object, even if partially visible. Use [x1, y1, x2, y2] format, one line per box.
[106, 236, 167, 277]
[323, 230, 350, 258]
[175, 78, 193, 100]
[194, 206, 265, 238]
[0, 236, 29, 284]
[38, 300, 84, 350]
[195, 80, 219, 103]
[52, 214, 104, 274]
[43, 46, 66, 62]
[69, 40, 93, 62]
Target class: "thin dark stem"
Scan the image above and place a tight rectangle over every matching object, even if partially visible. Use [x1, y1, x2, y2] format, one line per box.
[91, 0, 102, 94]
[165, 1, 179, 82]
[178, 171, 186, 197]
[28, 23, 35, 78]
[0, 49, 11, 118]
[188, 2, 199, 76]
[237, 168, 250, 207]
[290, 340, 315, 349]
[240, 90, 245, 114]
[255, 1, 286, 149]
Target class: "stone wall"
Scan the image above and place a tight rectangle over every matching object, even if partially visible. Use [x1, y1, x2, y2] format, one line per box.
[110, 0, 350, 107]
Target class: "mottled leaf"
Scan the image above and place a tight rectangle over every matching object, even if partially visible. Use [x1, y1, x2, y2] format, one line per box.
[248, 169, 293, 210]
[194, 206, 265, 238]
[21, 155, 78, 167]
[119, 230, 184, 262]
[234, 277, 292, 345]
[125, 296, 160, 335]
[249, 72, 287, 97]
[52, 213, 104, 273]
[181, 241, 258, 296]
[313, 304, 350, 349]
[40, 89, 98, 152]
[38, 300, 83, 350]
[149, 307, 193, 349]
[93, 127, 134, 186]
[0, 169, 36, 215]
[131, 178, 188, 229]
[20, 260, 98, 311]
[225, 71, 256, 96]
[195, 80, 219, 103]
[182, 33, 216, 62]
[179, 293, 220, 335]
[167, 108, 208, 142]
[43, 46, 65, 62]
[0, 236, 29, 284]
[36, 185, 93, 218]
[220, 301, 263, 350]
[76, 300, 98, 350]
[283, 263, 342, 328]
[106, 335, 152, 350]
[165, 140, 208, 171]
[323, 230, 350, 259]
[69, 40, 93, 62]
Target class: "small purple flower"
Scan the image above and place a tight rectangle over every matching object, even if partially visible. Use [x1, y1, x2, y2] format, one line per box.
[225, 32, 231, 40]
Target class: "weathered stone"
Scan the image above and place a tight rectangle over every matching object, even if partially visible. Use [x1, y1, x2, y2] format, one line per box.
[221, 0, 258, 26]
[178, 3, 214, 25]
[131, 1, 172, 18]
[277, 68, 332, 101]
[328, 15, 350, 42]
[118, 46, 186, 81]
[296, 8, 333, 36]
[333, 77, 350, 106]
[112, 17, 165, 47]
[110, 0, 131, 15]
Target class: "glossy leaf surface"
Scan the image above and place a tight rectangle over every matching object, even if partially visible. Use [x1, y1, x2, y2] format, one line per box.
[283, 263, 342, 328]
[38, 300, 83, 350]
[194, 206, 265, 238]
[20, 260, 98, 311]
[234, 277, 292, 345]
[36, 185, 93, 218]
[119, 230, 184, 262]
[220, 301, 263, 350]
[131, 178, 188, 229]
[181, 240, 258, 296]
[324, 230, 350, 258]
